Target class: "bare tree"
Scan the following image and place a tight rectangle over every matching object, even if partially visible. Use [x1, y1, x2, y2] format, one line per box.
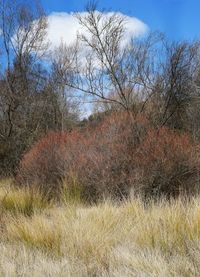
[51, 41, 81, 131]
[60, 2, 162, 113]
[0, 0, 50, 175]
[0, 0, 49, 138]
[158, 40, 200, 128]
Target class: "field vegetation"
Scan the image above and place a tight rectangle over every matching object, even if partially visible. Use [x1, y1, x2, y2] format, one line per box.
[0, 179, 200, 276]
[1, 1, 200, 275]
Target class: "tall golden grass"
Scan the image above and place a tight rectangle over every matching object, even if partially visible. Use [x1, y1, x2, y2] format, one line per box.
[0, 179, 200, 276]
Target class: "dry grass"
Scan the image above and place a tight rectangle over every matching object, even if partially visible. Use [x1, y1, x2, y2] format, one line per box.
[0, 180, 51, 216]
[0, 180, 200, 276]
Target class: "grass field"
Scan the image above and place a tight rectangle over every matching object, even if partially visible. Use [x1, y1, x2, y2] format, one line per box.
[0, 179, 200, 276]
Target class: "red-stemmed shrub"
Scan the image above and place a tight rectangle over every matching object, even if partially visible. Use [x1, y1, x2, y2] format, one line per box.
[16, 131, 70, 196]
[133, 128, 200, 198]
[16, 112, 200, 201]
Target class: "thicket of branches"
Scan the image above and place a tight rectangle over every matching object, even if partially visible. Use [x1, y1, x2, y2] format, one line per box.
[0, 0, 80, 175]
[17, 112, 200, 201]
[1, 1, 200, 199]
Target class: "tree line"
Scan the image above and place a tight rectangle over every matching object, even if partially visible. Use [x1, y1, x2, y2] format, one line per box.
[1, 0, 200, 177]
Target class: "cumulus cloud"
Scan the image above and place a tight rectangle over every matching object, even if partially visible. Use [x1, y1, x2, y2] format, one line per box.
[46, 11, 148, 49]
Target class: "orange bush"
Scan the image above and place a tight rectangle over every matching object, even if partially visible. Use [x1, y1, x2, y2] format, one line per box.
[16, 112, 200, 201]
[133, 128, 200, 198]
[16, 131, 70, 195]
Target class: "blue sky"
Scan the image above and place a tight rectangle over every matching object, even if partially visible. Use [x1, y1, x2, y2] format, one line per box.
[41, 0, 200, 40]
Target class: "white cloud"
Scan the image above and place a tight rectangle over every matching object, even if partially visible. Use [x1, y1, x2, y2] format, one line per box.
[46, 11, 148, 49]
